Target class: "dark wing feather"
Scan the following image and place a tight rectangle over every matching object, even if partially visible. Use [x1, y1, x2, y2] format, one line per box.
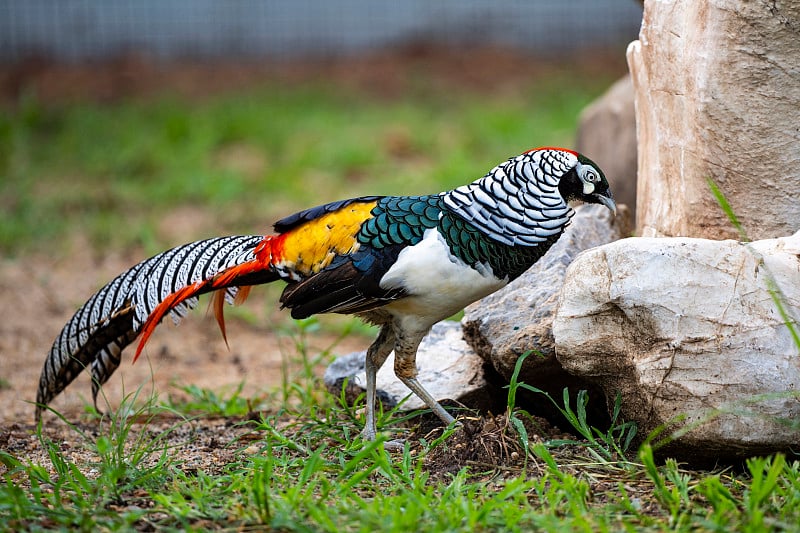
[279, 247, 407, 319]
[273, 196, 383, 233]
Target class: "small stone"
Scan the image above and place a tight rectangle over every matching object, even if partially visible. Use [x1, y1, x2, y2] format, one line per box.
[243, 444, 260, 455]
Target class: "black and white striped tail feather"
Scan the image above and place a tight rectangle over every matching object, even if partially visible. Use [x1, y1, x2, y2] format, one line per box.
[36, 234, 265, 421]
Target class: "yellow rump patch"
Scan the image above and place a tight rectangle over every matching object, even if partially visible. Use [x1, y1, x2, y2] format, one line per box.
[277, 200, 378, 276]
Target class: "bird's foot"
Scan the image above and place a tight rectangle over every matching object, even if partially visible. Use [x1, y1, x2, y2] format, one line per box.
[360, 426, 377, 442]
[360, 426, 407, 452]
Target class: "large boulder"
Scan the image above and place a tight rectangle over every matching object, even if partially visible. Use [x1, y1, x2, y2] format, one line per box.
[462, 204, 629, 387]
[627, 0, 800, 240]
[554, 232, 800, 459]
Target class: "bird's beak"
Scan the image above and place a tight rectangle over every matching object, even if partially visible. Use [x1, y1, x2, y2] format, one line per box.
[594, 193, 617, 217]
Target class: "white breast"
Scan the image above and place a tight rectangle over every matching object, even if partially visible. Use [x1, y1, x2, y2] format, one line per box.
[379, 229, 507, 324]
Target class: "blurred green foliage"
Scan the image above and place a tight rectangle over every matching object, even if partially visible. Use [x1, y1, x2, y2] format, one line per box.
[0, 70, 614, 257]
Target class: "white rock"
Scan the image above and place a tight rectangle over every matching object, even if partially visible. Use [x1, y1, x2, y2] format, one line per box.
[627, 0, 800, 240]
[554, 232, 800, 458]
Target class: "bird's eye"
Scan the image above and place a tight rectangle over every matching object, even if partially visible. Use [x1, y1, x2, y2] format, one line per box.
[584, 170, 598, 183]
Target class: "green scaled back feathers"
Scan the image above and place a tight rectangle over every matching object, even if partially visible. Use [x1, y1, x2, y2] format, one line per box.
[358, 195, 442, 249]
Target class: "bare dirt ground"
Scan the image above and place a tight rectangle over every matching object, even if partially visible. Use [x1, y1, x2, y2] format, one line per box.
[0, 47, 629, 474]
[0, 44, 625, 106]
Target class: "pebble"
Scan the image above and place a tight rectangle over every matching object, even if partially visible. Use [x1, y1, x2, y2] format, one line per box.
[243, 444, 260, 455]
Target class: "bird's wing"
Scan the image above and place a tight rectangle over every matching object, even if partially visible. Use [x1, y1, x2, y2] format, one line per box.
[277, 195, 444, 319]
[131, 196, 427, 356]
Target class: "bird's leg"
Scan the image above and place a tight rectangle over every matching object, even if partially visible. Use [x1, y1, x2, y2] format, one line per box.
[392, 326, 458, 429]
[361, 324, 395, 441]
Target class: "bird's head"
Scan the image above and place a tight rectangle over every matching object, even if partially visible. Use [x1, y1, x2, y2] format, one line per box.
[529, 147, 616, 216]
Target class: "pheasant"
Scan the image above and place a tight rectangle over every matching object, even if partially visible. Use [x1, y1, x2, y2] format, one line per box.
[35, 147, 615, 440]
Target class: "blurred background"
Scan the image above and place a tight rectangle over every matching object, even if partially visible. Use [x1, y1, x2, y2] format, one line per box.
[1, 0, 641, 258]
[1, 1, 641, 61]
[0, 0, 642, 419]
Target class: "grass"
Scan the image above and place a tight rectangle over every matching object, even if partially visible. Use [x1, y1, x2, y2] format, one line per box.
[3, 60, 800, 530]
[3, 344, 800, 531]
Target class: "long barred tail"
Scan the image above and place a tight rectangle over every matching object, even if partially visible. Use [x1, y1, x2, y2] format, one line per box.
[35, 234, 276, 421]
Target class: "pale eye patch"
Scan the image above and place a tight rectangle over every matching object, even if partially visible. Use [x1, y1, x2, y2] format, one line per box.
[579, 164, 599, 194]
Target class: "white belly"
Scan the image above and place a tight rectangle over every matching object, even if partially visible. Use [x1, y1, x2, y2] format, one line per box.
[379, 228, 507, 324]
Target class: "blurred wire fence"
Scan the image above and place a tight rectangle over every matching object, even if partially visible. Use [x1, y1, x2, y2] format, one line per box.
[0, 0, 642, 61]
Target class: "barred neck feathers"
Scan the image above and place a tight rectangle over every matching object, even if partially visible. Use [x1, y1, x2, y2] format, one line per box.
[442, 149, 577, 248]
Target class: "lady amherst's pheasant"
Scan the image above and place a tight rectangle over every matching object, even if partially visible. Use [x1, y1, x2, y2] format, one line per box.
[36, 147, 615, 440]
